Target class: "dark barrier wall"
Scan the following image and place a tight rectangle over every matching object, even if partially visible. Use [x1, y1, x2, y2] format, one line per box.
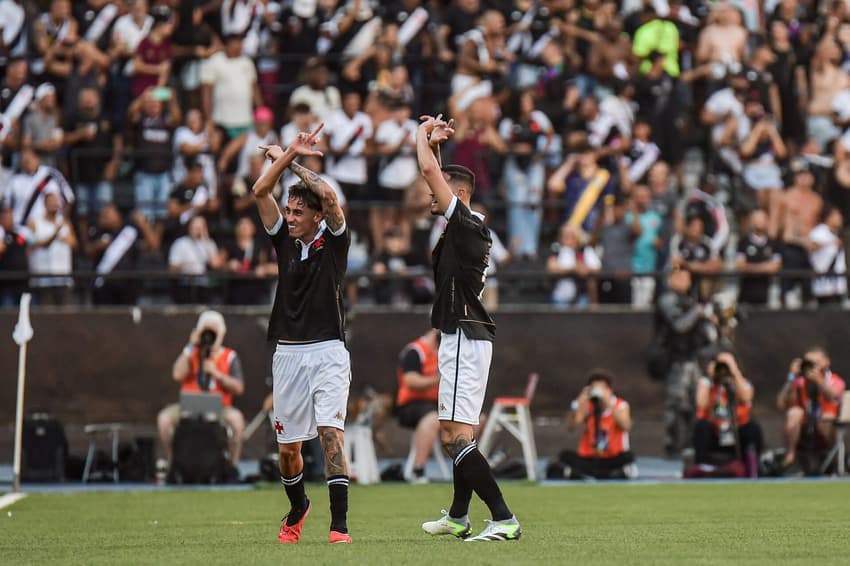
[1, 308, 849, 428]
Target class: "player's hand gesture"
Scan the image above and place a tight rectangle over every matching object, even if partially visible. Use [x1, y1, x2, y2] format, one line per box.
[418, 114, 455, 147]
[259, 144, 286, 162]
[290, 123, 325, 157]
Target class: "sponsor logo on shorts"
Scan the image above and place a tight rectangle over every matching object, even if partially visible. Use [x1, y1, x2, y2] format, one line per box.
[334, 411, 344, 421]
[439, 403, 446, 412]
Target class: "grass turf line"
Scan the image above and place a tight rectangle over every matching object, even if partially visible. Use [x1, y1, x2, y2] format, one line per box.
[1, 482, 849, 565]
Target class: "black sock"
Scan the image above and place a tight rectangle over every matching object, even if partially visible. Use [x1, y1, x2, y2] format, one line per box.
[281, 472, 309, 526]
[454, 442, 512, 521]
[449, 462, 473, 519]
[413, 466, 425, 478]
[327, 475, 349, 533]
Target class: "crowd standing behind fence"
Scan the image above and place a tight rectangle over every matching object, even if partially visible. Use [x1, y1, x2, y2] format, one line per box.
[1, 0, 850, 309]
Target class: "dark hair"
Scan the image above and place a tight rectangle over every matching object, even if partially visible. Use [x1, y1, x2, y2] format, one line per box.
[442, 164, 476, 195]
[292, 102, 312, 115]
[820, 204, 842, 223]
[586, 369, 614, 388]
[288, 183, 322, 211]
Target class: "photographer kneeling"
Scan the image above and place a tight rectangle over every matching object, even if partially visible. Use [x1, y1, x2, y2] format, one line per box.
[693, 352, 763, 477]
[157, 311, 246, 469]
[553, 370, 636, 480]
[777, 347, 846, 473]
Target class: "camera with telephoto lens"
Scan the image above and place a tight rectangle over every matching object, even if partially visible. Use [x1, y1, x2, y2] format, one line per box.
[800, 359, 816, 377]
[199, 329, 217, 349]
[589, 386, 604, 411]
[713, 360, 734, 388]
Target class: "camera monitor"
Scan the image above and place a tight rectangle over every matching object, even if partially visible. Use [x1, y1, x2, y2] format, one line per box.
[180, 392, 223, 420]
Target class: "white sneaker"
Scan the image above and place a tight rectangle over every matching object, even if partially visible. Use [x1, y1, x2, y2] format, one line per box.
[465, 517, 521, 542]
[421, 510, 471, 538]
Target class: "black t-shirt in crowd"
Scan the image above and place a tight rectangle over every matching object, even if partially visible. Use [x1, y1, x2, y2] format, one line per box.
[431, 197, 495, 341]
[737, 233, 780, 304]
[267, 219, 350, 342]
[677, 235, 714, 265]
[133, 113, 173, 174]
[91, 222, 141, 273]
[64, 110, 113, 184]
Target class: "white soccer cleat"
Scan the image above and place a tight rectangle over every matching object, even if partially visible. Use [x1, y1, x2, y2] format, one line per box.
[465, 517, 521, 542]
[421, 510, 471, 538]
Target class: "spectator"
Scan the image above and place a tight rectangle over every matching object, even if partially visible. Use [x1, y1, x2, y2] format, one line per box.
[22, 83, 62, 168]
[0, 205, 30, 307]
[0, 58, 31, 180]
[597, 195, 638, 305]
[374, 100, 418, 249]
[809, 206, 847, 305]
[587, 19, 634, 95]
[647, 161, 678, 268]
[670, 216, 723, 299]
[634, 54, 682, 167]
[73, 0, 119, 58]
[288, 57, 342, 122]
[632, 5, 680, 78]
[3, 148, 74, 230]
[695, 1, 748, 83]
[371, 226, 419, 306]
[693, 352, 763, 477]
[736, 209, 782, 306]
[168, 215, 224, 304]
[130, 5, 172, 98]
[31, 0, 79, 92]
[777, 348, 847, 473]
[807, 37, 848, 150]
[165, 158, 219, 246]
[157, 310, 246, 468]
[452, 9, 510, 105]
[217, 106, 278, 181]
[0, 1, 27, 71]
[129, 88, 182, 223]
[548, 148, 614, 234]
[779, 168, 822, 305]
[736, 96, 788, 238]
[201, 33, 262, 139]
[498, 89, 553, 259]
[556, 369, 635, 480]
[768, 19, 807, 148]
[64, 87, 121, 224]
[395, 328, 441, 483]
[324, 89, 373, 238]
[620, 120, 661, 187]
[628, 186, 663, 307]
[170, 0, 221, 111]
[450, 96, 506, 202]
[681, 176, 730, 257]
[109, 0, 154, 130]
[223, 215, 274, 305]
[27, 192, 76, 305]
[61, 41, 110, 132]
[86, 204, 159, 305]
[547, 223, 601, 307]
[173, 108, 220, 193]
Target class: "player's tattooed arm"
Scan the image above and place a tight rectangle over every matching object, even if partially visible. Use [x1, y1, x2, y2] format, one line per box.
[321, 428, 349, 476]
[443, 433, 473, 460]
[289, 160, 346, 233]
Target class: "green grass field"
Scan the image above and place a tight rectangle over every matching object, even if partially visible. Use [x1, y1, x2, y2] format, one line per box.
[2, 482, 849, 565]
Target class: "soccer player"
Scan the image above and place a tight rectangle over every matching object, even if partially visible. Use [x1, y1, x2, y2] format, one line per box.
[416, 114, 521, 542]
[252, 125, 353, 545]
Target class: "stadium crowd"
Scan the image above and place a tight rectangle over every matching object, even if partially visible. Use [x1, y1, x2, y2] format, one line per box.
[0, 0, 850, 308]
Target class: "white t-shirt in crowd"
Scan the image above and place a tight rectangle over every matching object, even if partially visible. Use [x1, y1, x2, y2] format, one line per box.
[168, 236, 219, 275]
[809, 223, 847, 297]
[172, 126, 215, 185]
[551, 245, 601, 304]
[29, 215, 73, 288]
[324, 109, 373, 185]
[200, 53, 257, 128]
[288, 85, 342, 122]
[112, 14, 152, 53]
[374, 118, 418, 190]
[705, 87, 745, 144]
[3, 165, 73, 229]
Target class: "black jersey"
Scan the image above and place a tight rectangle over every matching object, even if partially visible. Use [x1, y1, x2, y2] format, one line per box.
[737, 233, 779, 304]
[431, 197, 495, 341]
[267, 218, 350, 343]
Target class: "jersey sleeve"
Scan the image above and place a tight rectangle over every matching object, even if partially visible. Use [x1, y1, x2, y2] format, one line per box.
[445, 196, 483, 232]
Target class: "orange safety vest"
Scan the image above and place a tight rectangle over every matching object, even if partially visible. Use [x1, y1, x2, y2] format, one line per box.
[578, 396, 629, 458]
[396, 338, 439, 407]
[183, 346, 237, 407]
[696, 379, 752, 429]
[793, 372, 846, 419]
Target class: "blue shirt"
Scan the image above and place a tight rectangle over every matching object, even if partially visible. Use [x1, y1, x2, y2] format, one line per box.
[563, 171, 615, 233]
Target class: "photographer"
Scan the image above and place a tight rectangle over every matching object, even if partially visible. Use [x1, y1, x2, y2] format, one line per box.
[693, 352, 763, 477]
[555, 370, 635, 480]
[157, 311, 246, 469]
[656, 264, 717, 456]
[777, 347, 846, 472]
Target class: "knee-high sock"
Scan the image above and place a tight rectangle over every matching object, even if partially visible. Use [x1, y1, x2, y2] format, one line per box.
[327, 475, 349, 533]
[280, 472, 308, 526]
[453, 442, 512, 521]
[449, 462, 474, 519]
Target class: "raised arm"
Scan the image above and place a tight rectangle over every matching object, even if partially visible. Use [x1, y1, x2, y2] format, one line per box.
[416, 114, 455, 214]
[289, 160, 345, 233]
[253, 123, 324, 232]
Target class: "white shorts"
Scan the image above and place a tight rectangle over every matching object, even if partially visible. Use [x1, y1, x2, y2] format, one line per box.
[438, 331, 493, 425]
[272, 340, 351, 444]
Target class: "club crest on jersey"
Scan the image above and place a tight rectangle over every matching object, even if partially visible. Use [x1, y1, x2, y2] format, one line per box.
[312, 236, 325, 252]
